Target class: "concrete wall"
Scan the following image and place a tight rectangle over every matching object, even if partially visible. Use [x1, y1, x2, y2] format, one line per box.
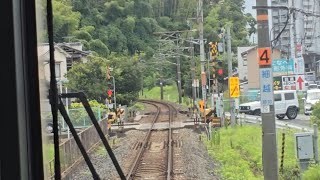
[43, 49, 68, 82]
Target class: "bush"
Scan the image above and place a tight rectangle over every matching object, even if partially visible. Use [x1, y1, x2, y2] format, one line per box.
[310, 102, 320, 128]
[303, 165, 320, 180]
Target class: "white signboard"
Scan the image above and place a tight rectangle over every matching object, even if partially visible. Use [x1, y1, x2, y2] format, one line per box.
[282, 75, 305, 91]
[294, 57, 305, 75]
[260, 68, 274, 106]
[261, 105, 270, 113]
[305, 72, 316, 82]
[282, 76, 296, 90]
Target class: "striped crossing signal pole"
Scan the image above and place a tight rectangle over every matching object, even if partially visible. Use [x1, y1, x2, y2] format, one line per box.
[209, 42, 219, 116]
[209, 41, 219, 86]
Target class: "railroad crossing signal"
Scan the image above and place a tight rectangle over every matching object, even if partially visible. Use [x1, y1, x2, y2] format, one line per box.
[209, 42, 219, 59]
[107, 89, 113, 97]
[229, 77, 240, 98]
[116, 108, 125, 118]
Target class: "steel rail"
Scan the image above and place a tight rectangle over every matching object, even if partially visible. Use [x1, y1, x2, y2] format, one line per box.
[166, 102, 173, 180]
[126, 100, 176, 179]
[126, 101, 161, 179]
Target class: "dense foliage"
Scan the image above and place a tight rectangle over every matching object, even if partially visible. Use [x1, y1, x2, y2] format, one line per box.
[310, 102, 320, 128]
[43, 0, 256, 104]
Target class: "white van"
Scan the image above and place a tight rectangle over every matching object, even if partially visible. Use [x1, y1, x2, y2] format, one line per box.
[304, 89, 320, 115]
[308, 83, 318, 90]
[239, 90, 299, 119]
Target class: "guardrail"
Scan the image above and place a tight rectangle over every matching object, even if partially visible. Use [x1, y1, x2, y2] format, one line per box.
[46, 118, 109, 179]
[225, 113, 313, 132]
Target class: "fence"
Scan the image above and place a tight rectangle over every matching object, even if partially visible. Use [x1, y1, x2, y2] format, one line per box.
[46, 118, 109, 179]
[62, 107, 103, 128]
[41, 107, 104, 130]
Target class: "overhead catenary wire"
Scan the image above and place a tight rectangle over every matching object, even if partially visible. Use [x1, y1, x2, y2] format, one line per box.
[254, 4, 320, 51]
[271, 11, 291, 50]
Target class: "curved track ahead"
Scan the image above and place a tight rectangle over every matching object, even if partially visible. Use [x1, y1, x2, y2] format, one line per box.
[126, 100, 177, 180]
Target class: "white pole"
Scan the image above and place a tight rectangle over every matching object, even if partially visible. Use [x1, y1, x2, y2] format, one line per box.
[289, 0, 296, 59]
[314, 124, 319, 164]
[112, 76, 116, 110]
[66, 86, 70, 139]
[59, 80, 64, 129]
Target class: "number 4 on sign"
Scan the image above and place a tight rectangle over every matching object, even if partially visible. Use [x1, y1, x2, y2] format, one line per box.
[258, 47, 271, 65]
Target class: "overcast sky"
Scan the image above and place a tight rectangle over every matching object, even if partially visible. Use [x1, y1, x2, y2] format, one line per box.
[244, 0, 273, 43]
[244, 0, 256, 17]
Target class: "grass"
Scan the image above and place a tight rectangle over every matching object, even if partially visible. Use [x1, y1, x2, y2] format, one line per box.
[140, 85, 191, 108]
[298, 93, 305, 114]
[94, 137, 119, 156]
[203, 125, 320, 180]
[43, 143, 54, 161]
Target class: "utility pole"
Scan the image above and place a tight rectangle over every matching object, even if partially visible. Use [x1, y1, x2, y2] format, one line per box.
[294, 0, 304, 57]
[198, 0, 206, 101]
[176, 55, 182, 104]
[160, 57, 164, 100]
[289, 0, 296, 59]
[226, 26, 235, 126]
[190, 40, 196, 108]
[176, 37, 182, 104]
[255, 0, 279, 179]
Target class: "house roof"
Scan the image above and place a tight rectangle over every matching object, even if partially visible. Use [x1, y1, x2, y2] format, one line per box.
[240, 46, 257, 56]
[38, 42, 90, 61]
[240, 46, 281, 57]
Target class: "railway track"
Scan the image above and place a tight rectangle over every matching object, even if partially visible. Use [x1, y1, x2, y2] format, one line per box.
[126, 100, 177, 180]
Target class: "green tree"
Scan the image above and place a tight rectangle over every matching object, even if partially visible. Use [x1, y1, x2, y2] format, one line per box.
[204, 0, 251, 49]
[66, 54, 143, 105]
[89, 39, 110, 57]
[74, 30, 92, 42]
[104, 1, 125, 23]
[52, 0, 81, 42]
[66, 56, 108, 102]
[104, 25, 128, 53]
[310, 102, 320, 128]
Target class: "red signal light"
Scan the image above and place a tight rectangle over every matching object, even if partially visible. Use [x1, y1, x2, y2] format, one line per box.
[218, 69, 223, 76]
[107, 89, 113, 97]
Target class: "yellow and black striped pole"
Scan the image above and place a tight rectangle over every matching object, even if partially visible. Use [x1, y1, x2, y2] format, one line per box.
[280, 132, 286, 173]
[209, 42, 219, 116]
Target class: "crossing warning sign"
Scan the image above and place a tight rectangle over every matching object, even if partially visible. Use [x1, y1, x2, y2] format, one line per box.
[199, 100, 205, 113]
[229, 77, 240, 98]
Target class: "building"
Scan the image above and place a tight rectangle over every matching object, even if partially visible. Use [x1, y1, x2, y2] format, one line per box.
[38, 42, 90, 112]
[271, 0, 320, 74]
[237, 46, 255, 93]
[239, 46, 281, 90]
[38, 42, 90, 82]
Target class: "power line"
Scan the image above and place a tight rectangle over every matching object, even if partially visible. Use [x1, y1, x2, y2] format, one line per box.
[254, 5, 320, 52]
[253, 5, 320, 17]
[271, 11, 290, 50]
